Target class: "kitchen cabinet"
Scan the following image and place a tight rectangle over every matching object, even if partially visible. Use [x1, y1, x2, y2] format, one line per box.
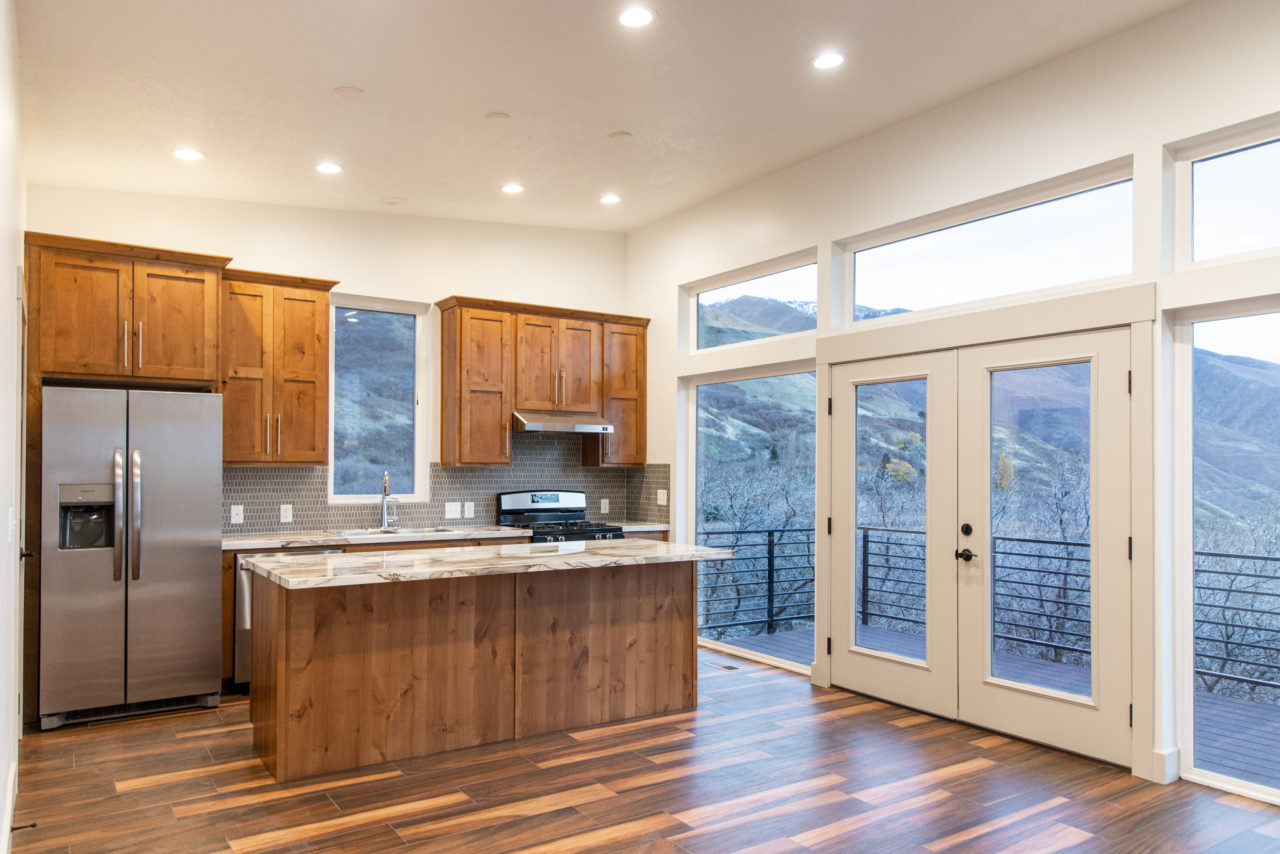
[221, 269, 336, 464]
[583, 322, 647, 466]
[30, 234, 229, 382]
[437, 296, 648, 467]
[515, 314, 601, 413]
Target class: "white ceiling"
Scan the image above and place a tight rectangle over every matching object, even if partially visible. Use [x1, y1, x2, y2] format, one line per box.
[17, 0, 1192, 232]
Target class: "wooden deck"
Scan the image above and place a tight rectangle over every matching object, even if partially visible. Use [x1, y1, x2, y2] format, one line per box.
[15, 648, 1280, 853]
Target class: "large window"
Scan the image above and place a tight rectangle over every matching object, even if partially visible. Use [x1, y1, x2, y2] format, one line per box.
[695, 263, 817, 349]
[1192, 137, 1280, 262]
[853, 181, 1132, 321]
[330, 300, 425, 499]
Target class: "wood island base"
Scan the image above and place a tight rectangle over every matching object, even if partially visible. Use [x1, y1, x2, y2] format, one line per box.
[251, 561, 696, 782]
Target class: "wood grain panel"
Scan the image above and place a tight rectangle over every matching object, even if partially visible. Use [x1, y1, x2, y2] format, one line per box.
[514, 562, 696, 737]
[132, 261, 220, 381]
[583, 321, 646, 466]
[37, 248, 132, 376]
[250, 574, 285, 778]
[273, 287, 328, 463]
[557, 317, 602, 413]
[220, 279, 273, 461]
[516, 314, 557, 411]
[436, 294, 650, 328]
[455, 308, 513, 465]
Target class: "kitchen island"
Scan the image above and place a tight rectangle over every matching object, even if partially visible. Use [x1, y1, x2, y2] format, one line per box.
[243, 539, 729, 781]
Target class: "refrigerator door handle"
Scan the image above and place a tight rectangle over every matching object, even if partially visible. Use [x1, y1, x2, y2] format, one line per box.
[112, 450, 125, 582]
[130, 449, 142, 580]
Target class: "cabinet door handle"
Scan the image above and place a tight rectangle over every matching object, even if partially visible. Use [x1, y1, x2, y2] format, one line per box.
[504, 420, 510, 457]
[136, 322, 143, 368]
[266, 413, 271, 456]
[122, 323, 129, 369]
[277, 414, 282, 455]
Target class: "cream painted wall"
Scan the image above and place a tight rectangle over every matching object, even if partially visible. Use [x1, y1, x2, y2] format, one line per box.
[1, 0, 21, 845]
[628, 0, 1280, 465]
[25, 185, 627, 311]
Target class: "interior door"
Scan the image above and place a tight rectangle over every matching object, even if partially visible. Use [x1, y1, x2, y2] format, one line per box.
[829, 328, 1131, 765]
[956, 329, 1131, 764]
[830, 351, 958, 718]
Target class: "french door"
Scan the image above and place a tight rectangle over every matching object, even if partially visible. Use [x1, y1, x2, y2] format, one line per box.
[830, 328, 1132, 764]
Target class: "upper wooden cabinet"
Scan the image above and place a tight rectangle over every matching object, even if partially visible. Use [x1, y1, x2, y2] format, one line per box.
[438, 296, 647, 467]
[515, 314, 601, 413]
[30, 234, 228, 382]
[221, 270, 336, 464]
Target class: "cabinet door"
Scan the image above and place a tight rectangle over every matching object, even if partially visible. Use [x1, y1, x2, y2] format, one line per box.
[459, 308, 513, 464]
[133, 261, 220, 381]
[273, 287, 328, 463]
[38, 248, 132, 376]
[557, 318, 602, 413]
[600, 323, 646, 465]
[515, 314, 557, 410]
[221, 280, 273, 462]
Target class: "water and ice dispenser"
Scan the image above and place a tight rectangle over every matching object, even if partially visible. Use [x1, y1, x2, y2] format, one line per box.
[57, 483, 114, 550]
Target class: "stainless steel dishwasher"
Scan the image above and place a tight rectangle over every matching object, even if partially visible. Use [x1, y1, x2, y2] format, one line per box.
[234, 549, 340, 683]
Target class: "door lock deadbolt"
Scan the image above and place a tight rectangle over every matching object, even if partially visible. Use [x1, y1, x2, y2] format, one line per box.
[960, 523, 973, 536]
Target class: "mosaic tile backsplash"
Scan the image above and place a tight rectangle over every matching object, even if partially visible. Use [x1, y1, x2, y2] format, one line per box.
[223, 432, 670, 534]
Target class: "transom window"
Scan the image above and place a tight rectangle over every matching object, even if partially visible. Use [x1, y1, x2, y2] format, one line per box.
[695, 262, 817, 350]
[1192, 137, 1280, 262]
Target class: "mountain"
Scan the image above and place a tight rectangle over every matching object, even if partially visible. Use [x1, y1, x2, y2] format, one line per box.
[697, 296, 817, 348]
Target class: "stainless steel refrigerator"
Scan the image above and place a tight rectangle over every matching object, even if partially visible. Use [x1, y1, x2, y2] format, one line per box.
[40, 387, 222, 729]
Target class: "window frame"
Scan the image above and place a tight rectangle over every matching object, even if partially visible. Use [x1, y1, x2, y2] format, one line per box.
[680, 248, 819, 356]
[1171, 116, 1280, 273]
[838, 158, 1135, 332]
[327, 294, 430, 504]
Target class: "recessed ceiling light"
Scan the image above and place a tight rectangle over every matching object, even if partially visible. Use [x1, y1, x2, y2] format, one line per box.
[601, 193, 621, 205]
[485, 111, 512, 121]
[332, 86, 364, 99]
[619, 7, 653, 27]
[347, 317, 359, 323]
[315, 162, 343, 174]
[344, 310, 357, 316]
[502, 183, 525, 194]
[172, 148, 203, 161]
[812, 51, 845, 70]
[380, 196, 408, 206]
[607, 130, 634, 140]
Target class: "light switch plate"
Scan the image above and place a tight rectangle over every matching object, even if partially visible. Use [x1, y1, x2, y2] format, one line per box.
[230, 505, 244, 525]
[445, 502, 462, 519]
[463, 501, 475, 518]
[657, 489, 668, 506]
[600, 498, 610, 514]
[280, 504, 292, 524]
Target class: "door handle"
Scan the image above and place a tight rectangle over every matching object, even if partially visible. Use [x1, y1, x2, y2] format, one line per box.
[277, 414, 282, 455]
[136, 322, 143, 368]
[112, 449, 125, 582]
[955, 548, 976, 562]
[265, 413, 271, 456]
[122, 323, 129, 369]
[559, 370, 565, 406]
[130, 450, 142, 580]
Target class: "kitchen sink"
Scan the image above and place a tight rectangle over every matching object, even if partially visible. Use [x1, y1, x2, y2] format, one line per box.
[326, 527, 457, 537]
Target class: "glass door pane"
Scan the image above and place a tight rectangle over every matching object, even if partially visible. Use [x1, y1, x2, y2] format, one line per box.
[988, 362, 1093, 696]
[854, 379, 927, 660]
[1192, 314, 1280, 790]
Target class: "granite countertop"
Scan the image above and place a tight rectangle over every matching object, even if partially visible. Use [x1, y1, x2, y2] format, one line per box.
[242, 539, 729, 589]
[222, 522, 669, 551]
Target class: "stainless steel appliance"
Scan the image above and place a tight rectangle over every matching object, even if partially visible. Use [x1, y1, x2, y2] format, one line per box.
[497, 490, 623, 542]
[40, 387, 223, 729]
[233, 548, 340, 683]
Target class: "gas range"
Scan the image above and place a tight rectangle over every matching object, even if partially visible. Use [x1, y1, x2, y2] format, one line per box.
[497, 490, 624, 543]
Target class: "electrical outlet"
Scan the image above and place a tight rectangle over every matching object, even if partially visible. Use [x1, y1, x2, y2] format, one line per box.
[657, 489, 668, 506]
[230, 505, 244, 525]
[280, 504, 292, 524]
[600, 498, 610, 514]
[463, 501, 475, 518]
[445, 502, 462, 519]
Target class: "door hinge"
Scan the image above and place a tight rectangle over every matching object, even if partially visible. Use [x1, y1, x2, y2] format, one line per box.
[826, 637, 832, 655]
[1128, 371, 1132, 394]
[1129, 704, 1133, 727]
[827, 517, 832, 535]
[1128, 537, 1133, 561]
[827, 397, 832, 415]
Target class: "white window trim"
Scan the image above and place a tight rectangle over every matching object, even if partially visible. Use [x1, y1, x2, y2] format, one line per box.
[1170, 295, 1280, 807]
[328, 293, 431, 505]
[836, 157, 1135, 331]
[1170, 113, 1280, 274]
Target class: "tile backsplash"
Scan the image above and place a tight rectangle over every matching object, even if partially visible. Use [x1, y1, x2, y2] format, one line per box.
[223, 431, 670, 534]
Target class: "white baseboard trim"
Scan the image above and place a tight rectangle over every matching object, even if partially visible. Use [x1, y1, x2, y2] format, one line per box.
[1133, 747, 1180, 783]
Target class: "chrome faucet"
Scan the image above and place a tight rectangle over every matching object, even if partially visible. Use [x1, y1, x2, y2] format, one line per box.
[380, 471, 399, 531]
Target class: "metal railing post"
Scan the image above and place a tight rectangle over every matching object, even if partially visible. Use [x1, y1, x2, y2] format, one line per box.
[766, 530, 776, 634]
[860, 527, 870, 625]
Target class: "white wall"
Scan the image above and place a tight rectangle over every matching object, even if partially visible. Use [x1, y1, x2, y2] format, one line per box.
[628, 0, 1280, 465]
[0, 0, 21, 846]
[25, 185, 627, 312]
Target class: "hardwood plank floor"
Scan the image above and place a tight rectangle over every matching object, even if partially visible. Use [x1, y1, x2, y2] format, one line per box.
[13, 649, 1280, 853]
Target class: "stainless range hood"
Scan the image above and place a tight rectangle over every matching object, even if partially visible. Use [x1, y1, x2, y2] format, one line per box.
[511, 411, 614, 433]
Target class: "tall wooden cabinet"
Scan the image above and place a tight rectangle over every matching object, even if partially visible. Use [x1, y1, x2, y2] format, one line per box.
[438, 296, 647, 467]
[221, 270, 336, 464]
[30, 234, 228, 382]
